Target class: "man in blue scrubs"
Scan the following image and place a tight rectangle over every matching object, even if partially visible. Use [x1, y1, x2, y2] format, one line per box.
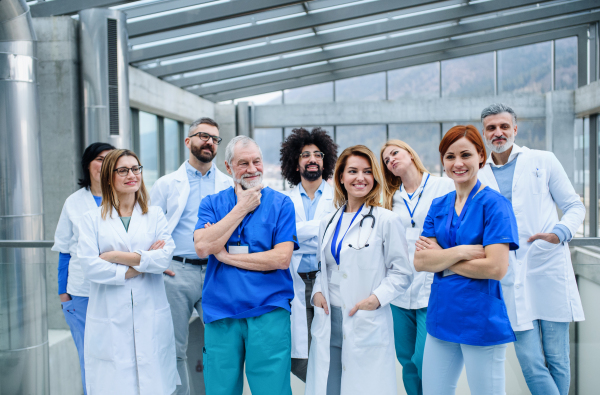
[194, 135, 298, 395]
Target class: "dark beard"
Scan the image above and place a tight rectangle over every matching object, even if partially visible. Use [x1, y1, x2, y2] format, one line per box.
[300, 164, 322, 182]
[191, 143, 216, 163]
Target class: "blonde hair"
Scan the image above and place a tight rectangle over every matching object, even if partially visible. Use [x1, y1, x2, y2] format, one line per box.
[380, 140, 429, 210]
[100, 149, 149, 219]
[333, 145, 383, 209]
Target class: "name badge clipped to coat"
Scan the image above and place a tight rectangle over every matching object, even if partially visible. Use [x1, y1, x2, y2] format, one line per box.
[442, 269, 456, 277]
[229, 244, 249, 254]
[330, 269, 342, 285]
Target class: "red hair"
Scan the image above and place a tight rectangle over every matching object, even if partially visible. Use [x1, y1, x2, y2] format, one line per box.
[439, 125, 487, 169]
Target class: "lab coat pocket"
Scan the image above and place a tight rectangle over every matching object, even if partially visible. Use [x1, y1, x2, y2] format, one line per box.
[531, 169, 548, 195]
[311, 306, 328, 340]
[86, 316, 114, 361]
[527, 240, 563, 276]
[352, 309, 390, 348]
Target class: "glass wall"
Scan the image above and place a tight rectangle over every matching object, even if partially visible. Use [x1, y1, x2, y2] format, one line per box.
[498, 42, 552, 94]
[388, 123, 442, 176]
[442, 53, 495, 97]
[139, 111, 159, 187]
[164, 118, 181, 174]
[253, 128, 284, 190]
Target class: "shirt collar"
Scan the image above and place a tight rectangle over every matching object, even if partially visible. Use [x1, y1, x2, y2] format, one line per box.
[299, 179, 326, 199]
[185, 160, 214, 178]
[399, 172, 429, 201]
[486, 144, 522, 168]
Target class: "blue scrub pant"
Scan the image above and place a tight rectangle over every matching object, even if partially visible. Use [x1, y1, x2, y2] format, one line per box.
[203, 308, 292, 395]
[391, 305, 427, 395]
[422, 334, 507, 395]
[61, 295, 89, 395]
[514, 320, 571, 395]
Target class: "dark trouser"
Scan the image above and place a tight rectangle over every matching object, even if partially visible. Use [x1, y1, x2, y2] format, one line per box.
[291, 276, 316, 382]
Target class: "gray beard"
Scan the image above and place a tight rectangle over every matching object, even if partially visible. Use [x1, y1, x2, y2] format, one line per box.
[486, 135, 515, 154]
[234, 172, 263, 190]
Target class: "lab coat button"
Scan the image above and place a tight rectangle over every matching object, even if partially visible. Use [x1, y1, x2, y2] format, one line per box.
[515, 284, 520, 289]
[343, 335, 346, 340]
[343, 304, 346, 309]
[342, 274, 347, 279]
[135, 329, 140, 333]
[343, 365, 346, 371]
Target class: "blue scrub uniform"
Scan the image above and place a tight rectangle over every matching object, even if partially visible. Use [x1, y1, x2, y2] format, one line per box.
[196, 186, 298, 395]
[421, 186, 518, 346]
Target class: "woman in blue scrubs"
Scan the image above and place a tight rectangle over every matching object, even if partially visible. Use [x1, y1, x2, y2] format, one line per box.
[414, 125, 518, 395]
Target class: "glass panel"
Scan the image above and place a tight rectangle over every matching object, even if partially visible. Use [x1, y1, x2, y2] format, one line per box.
[441, 53, 494, 97]
[284, 82, 334, 104]
[253, 128, 284, 191]
[233, 91, 282, 105]
[335, 125, 387, 156]
[555, 37, 578, 91]
[388, 124, 442, 176]
[583, 118, 590, 236]
[517, 120, 546, 151]
[388, 62, 440, 100]
[335, 72, 386, 102]
[139, 111, 158, 188]
[164, 118, 180, 174]
[284, 126, 334, 139]
[574, 118, 586, 236]
[498, 41, 552, 94]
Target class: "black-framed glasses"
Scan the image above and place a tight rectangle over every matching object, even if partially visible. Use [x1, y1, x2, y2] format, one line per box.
[300, 151, 325, 159]
[190, 131, 223, 145]
[114, 166, 143, 177]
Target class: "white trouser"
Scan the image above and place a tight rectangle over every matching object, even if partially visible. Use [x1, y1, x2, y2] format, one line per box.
[422, 334, 507, 395]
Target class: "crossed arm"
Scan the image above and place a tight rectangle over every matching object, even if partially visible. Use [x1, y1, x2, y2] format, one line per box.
[99, 240, 165, 279]
[413, 236, 509, 281]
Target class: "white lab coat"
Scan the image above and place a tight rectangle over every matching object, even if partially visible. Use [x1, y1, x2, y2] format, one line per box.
[391, 174, 455, 310]
[149, 161, 234, 234]
[52, 187, 99, 297]
[478, 145, 585, 331]
[288, 182, 335, 359]
[305, 206, 413, 395]
[77, 204, 179, 395]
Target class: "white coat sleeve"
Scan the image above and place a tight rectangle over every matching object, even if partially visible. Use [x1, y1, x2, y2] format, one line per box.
[149, 178, 167, 213]
[372, 213, 413, 308]
[295, 219, 320, 254]
[135, 209, 176, 274]
[52, 201, 73, 253]
[77, 213, 127, 285]
[547, 153, 585, 239]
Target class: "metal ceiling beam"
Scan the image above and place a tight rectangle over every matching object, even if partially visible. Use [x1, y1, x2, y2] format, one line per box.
[192, 12, 596, 96]
[121, 0, 215, 19]
[200, 25, 588, 101]
[30, 0, 136, 17]
[128, 0, 309, 38]
[129, 0, 444, 63]
[140, 0, 551, 77]
[172, 0, 597, 88]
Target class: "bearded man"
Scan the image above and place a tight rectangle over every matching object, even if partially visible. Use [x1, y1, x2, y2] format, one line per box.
[150, 117, 233, 395]
[194, 135, 298, 395]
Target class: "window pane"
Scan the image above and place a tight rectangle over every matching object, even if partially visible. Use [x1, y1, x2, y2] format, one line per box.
[284, 82, 333, 104]
[164, 118, 180, 174]
[253, 128, 284, 191]
[442, 53, 494, 97]
[388, 62, 439, 100]
[555, 37, 578, 91]
[335, 125, 387, 156]
[139, 111, 158, 188]
[234, 91, 282, 105]
[498, 42, 551, 94]
[335, 72, 386, 102]
[517, 120, 546, 151]
[388, 124, 442, 176]
[284, 126, 334, 139]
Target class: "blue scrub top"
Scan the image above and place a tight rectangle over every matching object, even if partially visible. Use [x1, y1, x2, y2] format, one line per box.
[196, 186, 299, 324]
[422, 186, 519, 346]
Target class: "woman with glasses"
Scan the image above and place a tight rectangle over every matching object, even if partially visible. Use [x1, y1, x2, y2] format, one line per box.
[78, 149, 179, 395]
[305, 145, 413, 395]
[379, 140, 454, 395]
[414, 126, 518, 395]
[52, 142, 115, 395]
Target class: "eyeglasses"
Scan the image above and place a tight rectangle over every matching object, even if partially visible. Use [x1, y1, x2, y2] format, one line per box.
[300, 151, 325, 159]
[114, 166, 143, 177]
[189, 131, 223, 145]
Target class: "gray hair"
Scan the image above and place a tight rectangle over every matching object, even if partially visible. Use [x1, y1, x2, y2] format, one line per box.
[188, 117, 219, 136]
[225, 135, 263, 164]
[481, 103, 517, 125]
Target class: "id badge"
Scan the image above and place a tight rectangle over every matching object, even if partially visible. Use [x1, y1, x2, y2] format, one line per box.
[442, 269, 456, 277]
[330, 270, 342, 286]
[229, 244, 249, 254]
[406, 227, 421, 243]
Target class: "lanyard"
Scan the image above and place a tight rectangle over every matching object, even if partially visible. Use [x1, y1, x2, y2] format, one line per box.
[402, 173, 430, 228]
[233, 193, 255, 246]
[331, 204, 364, 265]
[445, 179, 481, 248]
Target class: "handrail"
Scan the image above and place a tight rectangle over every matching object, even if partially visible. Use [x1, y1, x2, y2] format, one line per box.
[568, 238, 600, 247]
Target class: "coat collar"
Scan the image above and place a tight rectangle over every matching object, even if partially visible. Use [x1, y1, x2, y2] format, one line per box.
[398, 172, 430, 201]
[106, 203, 143, 251]
[82, 188, 99, 211]
[482, 145, 530, 191]
[321, 203, 370, 249]
[289, 180, 333, 222]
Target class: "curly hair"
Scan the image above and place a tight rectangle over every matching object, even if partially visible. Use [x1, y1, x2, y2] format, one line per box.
[280, 127, 338, 187]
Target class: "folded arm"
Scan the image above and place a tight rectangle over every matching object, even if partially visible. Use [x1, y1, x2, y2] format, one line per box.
[414, 237, 483, 273]
[448, 243, 509, 281]
[194, 205, 246, 258]
[215, 241, 294, 271]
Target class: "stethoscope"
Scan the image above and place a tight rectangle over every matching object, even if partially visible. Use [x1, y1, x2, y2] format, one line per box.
[322, 204, 375, 250]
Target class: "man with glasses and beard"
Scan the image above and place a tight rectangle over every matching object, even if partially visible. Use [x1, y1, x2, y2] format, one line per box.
[150, 117, 233, 395]
[477, 104, 585, 395]
[279, 128, 337, 382]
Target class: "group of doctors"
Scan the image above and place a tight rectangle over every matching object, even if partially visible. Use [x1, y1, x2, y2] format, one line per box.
[53, 102, 584, 395]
